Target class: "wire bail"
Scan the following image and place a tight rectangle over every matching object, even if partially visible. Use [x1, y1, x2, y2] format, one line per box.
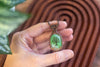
[48, 21, 59, 33]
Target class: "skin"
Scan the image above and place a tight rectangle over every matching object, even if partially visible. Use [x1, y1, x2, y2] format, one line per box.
[15, 0, 33, 12]
[4, 21, 74, 67]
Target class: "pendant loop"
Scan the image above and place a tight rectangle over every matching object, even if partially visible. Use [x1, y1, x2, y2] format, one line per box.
[48, 21, 59, 33]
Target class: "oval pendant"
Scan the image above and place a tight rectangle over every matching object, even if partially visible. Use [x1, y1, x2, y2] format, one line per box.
[50, 33, 62, 51]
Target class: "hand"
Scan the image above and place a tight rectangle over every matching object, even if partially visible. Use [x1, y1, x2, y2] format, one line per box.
[4, 21, 74, 67]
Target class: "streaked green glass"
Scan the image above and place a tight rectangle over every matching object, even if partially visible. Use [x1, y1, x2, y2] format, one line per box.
[50, 34, 62, 51]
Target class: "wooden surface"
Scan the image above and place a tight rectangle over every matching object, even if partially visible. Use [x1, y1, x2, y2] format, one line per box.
[0, 0, 100, 67]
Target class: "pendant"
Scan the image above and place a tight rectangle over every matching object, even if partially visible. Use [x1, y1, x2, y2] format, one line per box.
[48, 21, 62, 51]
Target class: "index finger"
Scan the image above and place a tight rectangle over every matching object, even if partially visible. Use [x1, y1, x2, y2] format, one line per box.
[23, 20, 67, 37]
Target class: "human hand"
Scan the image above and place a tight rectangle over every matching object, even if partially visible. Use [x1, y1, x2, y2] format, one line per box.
[4, 21, 74, 67]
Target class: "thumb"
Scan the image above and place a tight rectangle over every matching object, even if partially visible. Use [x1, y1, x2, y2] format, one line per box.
[38, 49, 74, 66]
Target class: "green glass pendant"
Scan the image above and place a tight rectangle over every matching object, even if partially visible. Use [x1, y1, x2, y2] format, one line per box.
[50, 33, 62, 51]
[48, 21, 62, 51]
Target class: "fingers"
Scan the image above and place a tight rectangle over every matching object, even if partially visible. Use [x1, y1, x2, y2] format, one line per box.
[34, 28, 73, 43]
[39, 46, 51, 54]
[34, 31, 51, 43]
[37, 41, 49, 50]
[59, 28, 73, 36]
[63, 35, 73, 41]
[37, 34, 73, 51]
[23, 21, 67, 37]
[38, 49, 74, 66]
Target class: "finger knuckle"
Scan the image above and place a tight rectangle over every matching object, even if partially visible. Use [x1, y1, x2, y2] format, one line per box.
[39, 23, 46, 30]
[13, 32, 20, 38]
[54, 51, 66, 64]
[54, 52, 61, 64]
[40, 23, 44, 28]
[12, 32, 24, 40]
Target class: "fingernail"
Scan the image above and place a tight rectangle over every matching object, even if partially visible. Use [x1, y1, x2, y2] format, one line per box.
[67, 28, 73, 34]
[64, 49, 74, 59]
[70, 35, 73, 41]
[59, 21, 67, 28]
[66, 35, 73, 41]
